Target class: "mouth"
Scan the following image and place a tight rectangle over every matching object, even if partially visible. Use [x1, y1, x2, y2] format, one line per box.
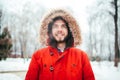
[55, 33, 64, 37]
[54, 33, 66, 42]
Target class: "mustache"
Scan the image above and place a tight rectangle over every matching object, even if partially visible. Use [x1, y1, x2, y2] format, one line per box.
[55, 32, 65, 36]
[55, 34, 64, 36]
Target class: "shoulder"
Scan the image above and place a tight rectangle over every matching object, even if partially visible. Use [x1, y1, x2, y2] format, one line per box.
[69, 47, 88, 58]
[69, 47, 86, 54]
[36, 47, 49, 53]
[32, 47, 49, 58]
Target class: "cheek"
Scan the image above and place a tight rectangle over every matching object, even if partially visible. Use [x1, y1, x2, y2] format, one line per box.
[64, 29, 68, 36]
[51, 30, 56, 36]
[52, 28, 56, 33]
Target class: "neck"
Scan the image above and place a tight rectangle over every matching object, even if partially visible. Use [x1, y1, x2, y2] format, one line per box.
[57, 42, 66, 51]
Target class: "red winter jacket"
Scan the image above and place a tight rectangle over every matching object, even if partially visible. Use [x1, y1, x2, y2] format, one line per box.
[25, 46, 95, 80]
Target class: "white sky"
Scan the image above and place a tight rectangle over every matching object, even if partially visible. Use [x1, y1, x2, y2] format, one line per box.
[0, 0, 96, 33]
[36, 0, 96, 33]
[38, 0, 94, 8]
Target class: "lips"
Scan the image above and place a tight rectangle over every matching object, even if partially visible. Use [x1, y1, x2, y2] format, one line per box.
[54, 33, 65, 41]
[55, 33, 64, 37]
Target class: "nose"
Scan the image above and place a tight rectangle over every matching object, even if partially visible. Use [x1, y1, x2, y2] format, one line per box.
[57, 26, 63, 33]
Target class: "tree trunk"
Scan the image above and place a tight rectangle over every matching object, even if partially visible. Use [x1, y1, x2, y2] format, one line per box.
[114, 0, 119, 67]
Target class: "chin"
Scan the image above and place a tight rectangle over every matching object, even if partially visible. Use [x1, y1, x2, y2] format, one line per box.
[56, 39, 65, 43]
[54, 36, 67, 43]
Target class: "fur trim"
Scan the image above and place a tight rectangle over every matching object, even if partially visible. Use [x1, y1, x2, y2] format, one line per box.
[40, 9, 82, 46]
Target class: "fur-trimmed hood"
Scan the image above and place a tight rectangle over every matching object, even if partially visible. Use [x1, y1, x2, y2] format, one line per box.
[40, 9, 82, 46]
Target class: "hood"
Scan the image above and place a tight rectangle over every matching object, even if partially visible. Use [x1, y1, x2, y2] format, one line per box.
[39, 9, 82, 46]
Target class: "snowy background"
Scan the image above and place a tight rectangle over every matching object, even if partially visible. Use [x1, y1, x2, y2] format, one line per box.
[0, 58, 120, 80]
[0, 0, 120, 80]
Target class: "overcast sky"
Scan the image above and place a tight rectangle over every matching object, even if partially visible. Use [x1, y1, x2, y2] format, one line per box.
[36, 0, 96, 33]
[0, 0, 96, 33]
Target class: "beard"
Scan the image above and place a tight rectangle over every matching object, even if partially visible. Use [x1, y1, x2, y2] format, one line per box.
[54, 33, 68, 43]
[48, 33, 69, 48]
[49, 34, 68, 45]
[53, 36, 67, 43]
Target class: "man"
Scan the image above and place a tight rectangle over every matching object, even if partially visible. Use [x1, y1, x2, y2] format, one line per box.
[25, 9, 95, 80]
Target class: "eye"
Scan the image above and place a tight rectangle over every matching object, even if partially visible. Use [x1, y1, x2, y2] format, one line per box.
[61, 24, 67, 28]
[52, 24, 58, 29]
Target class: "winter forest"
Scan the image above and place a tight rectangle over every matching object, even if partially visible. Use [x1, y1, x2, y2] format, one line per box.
[0, 0, 120, 80]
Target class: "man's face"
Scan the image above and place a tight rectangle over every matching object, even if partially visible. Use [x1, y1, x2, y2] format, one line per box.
[52, 19, 68, 43]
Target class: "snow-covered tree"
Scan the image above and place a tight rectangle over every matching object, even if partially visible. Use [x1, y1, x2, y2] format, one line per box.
[87, 0, 120, 66]
[0, 0, 46, 58]
[0, 27, 12, 60]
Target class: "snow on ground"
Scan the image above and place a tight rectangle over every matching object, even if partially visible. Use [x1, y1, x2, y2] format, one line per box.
[0, 58, 30, 72]
[0, 58, 30, 80]
[0, 58, 120, 80]
[91, 61, 120, 80]
[0, 73, 22, 80]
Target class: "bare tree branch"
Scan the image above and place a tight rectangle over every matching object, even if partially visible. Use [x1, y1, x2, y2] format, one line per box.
[108, 11, 114, 17]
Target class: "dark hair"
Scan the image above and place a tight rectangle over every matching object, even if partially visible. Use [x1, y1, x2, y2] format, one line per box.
[47, 16, 74, 48]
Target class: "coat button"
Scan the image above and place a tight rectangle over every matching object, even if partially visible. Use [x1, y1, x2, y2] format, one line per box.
[43, 64, 47, 67]
[50, 65, 54, 72]
[50, 52, 54, 56]
[72, 64, 76, 67]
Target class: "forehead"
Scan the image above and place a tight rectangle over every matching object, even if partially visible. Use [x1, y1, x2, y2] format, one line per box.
[53, 19, 66, 24]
